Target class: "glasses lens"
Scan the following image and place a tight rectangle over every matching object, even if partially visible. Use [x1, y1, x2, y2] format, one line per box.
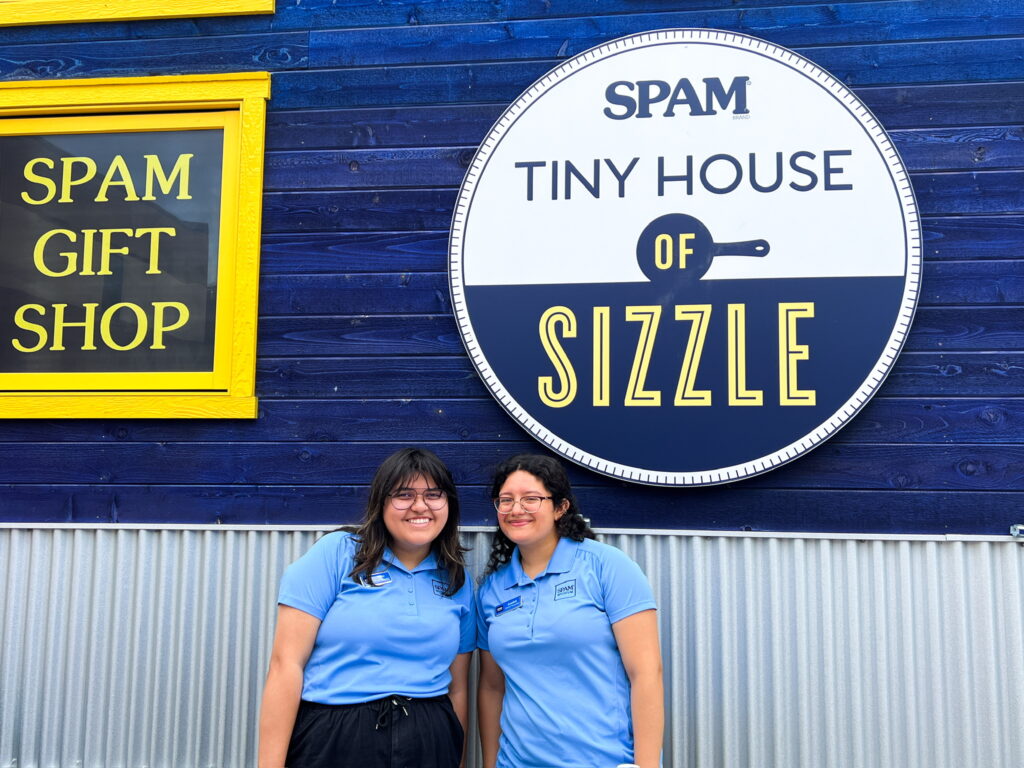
[423, 490, 446, 509]
[520, 496, 542, 512]
[494, 497, 514, 513]
[390, 491, 414, 509]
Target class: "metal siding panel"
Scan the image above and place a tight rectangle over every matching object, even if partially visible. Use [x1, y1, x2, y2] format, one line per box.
[1, 529, 1024, 767]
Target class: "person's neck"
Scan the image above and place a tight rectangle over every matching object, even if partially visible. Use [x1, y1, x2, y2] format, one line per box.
[391, 544, 429, 571]
[519, 536, 560, 579]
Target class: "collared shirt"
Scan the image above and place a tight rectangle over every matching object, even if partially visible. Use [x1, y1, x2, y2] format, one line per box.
[279, 531, 475, 705]
[476, 537, 657, 768]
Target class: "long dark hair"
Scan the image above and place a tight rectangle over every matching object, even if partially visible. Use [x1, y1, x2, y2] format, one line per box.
[349, 447, 467, 595]
[484, 453, 595, 575]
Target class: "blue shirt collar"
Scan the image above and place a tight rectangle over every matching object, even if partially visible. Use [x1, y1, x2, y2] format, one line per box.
[505, 537, 579, 587]
[383, 546, 439, 574]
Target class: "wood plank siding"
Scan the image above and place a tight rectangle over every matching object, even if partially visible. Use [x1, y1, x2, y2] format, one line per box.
[0, 0, 1021, 532]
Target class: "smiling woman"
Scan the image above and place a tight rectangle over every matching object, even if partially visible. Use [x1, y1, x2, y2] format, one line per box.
[477, 454, 664, 768]
[258, 447, 474, 768]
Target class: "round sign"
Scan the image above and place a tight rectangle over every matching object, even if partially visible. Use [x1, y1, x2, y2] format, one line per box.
[449, 29, 921, 486]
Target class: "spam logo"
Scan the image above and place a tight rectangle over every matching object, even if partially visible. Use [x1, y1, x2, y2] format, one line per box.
[604, 76, 750, 119]
[554, 580, 576, 601]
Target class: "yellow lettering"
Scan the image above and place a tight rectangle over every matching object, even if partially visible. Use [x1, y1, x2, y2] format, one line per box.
[78, 230, 98, 275]
[151, 302, 190, 349]
[33, 229, 78, 277]
[58, 157, 98, 203]
[143, 153, 193, 200]
[96, 229, 133, 276]
[134, 227, 176, 274]
[779, 302, 816, 405]
[100, 303, 148, 351]
[95, 155, 140, 202]
[592, 306, 610, 406]
[678, 233, 694, 270]
[654, 234, 673, 269]
[673, 305, 712, 405]
[12, 304, 48, 352]
[21, 158, 57, 205]
[728, 304, 763, 405]
[624, 306, 661, 406]
[51, 303, 99, 351]
[538, 306, 577, 408]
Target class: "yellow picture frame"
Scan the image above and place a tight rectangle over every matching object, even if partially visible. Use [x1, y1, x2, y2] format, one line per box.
[0, 0, 274, 27]
[0, 72, 269, 418]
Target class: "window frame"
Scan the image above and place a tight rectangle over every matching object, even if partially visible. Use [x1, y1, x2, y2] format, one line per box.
[0, 0, 274, 27]
[0, 72, 269, 418]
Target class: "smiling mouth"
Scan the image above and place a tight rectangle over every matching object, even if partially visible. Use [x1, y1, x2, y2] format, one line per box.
[405, 517, 434, 526]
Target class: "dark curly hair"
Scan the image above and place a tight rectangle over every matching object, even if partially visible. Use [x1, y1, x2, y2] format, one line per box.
[349, 447, 467, 596]
[484, 453, 595, 575]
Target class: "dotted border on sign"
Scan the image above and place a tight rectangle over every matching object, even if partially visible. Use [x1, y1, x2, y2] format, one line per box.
[448, 28, 922, 487]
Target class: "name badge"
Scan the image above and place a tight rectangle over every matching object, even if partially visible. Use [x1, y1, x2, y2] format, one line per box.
[366, 571, 392, 587]
[495, 596, 522, 616]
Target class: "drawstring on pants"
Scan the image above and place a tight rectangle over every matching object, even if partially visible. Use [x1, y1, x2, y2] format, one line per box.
[374, 696, 411, 730]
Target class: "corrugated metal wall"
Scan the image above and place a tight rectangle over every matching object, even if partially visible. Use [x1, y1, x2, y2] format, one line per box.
[2, 525, 1022, 768]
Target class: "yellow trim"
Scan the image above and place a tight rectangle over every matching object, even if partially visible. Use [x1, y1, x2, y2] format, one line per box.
[0, 395, 257, 419]
[0, 73, 268, 419]
[0, 0, 273, 27]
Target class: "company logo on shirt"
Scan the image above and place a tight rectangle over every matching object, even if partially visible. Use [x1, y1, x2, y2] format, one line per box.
[495, 596, 522, 616]
[449, 29, 920, 487]
[554, 579, 577, 601]
[432, 579, 450, 597]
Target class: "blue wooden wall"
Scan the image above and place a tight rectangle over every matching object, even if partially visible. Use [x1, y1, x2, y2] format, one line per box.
[1, 0, 1021, 533]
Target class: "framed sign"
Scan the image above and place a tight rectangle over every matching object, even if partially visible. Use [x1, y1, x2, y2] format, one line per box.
[0, 73, 269, 418]
[450, 29, 921, 486]
[0, 0, 274, 27]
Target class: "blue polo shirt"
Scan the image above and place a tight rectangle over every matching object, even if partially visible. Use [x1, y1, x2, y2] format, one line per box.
[476, 537, 657, 768]
[278, 531, 475, 705]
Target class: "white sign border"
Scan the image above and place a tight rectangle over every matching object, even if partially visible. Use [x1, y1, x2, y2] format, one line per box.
[449, 28, 922, 487]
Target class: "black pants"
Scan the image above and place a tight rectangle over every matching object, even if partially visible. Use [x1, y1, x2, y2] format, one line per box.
[286, 695, 464, 768]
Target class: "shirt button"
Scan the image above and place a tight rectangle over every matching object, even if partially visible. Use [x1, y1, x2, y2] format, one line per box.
[407, 587, 414, 593]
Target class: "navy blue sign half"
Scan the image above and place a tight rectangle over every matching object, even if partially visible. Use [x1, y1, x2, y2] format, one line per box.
[450, 29, 921, 486]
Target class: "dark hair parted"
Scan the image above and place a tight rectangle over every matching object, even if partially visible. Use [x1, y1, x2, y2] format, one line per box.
[349, 447, 467, 596]
[484, 453, 595, 575]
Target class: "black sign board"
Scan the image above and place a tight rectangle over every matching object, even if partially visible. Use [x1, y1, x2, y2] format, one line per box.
[0, 128, 223, 379]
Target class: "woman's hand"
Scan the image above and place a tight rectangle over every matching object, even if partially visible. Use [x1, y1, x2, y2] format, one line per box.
[613, 609, 664, 768]
[257, 605, 321, 768]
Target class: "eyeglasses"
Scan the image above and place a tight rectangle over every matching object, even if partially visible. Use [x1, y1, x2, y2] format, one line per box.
[493, 495, 553, 515]
[388, 489, 447, 510]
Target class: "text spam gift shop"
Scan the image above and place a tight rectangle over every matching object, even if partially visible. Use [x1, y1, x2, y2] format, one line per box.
[2, 115, 221, 371]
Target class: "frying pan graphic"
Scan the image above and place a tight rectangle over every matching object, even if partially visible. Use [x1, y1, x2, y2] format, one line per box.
[636, 213, 770, 284]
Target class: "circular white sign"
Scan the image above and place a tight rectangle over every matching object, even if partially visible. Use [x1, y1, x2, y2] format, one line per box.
[450, 29, 921, 486]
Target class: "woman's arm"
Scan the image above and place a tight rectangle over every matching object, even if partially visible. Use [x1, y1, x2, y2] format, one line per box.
[613, 609, 664, 768]
[258, 605, 321, 768]
[476, 650, 506, 768]
[448, 651, 472, 766]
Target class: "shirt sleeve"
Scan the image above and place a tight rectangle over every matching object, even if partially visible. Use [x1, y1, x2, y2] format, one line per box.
[456, 572, 477, 654]
[278, 532, 349, 620]
[599, 544, 657, 625]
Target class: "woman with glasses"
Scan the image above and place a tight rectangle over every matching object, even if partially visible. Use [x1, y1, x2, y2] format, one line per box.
[258, 447, 474, 768]
[476, 454, 663, 768]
